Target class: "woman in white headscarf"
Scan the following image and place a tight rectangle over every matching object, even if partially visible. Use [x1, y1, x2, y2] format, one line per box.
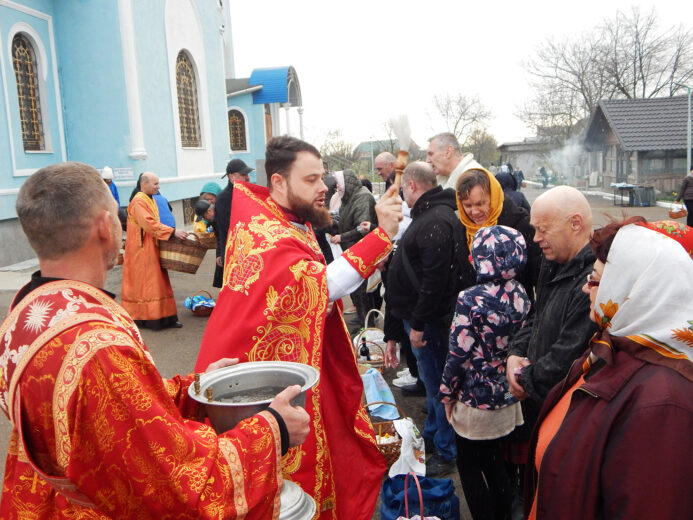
[525, 217, 693, 520]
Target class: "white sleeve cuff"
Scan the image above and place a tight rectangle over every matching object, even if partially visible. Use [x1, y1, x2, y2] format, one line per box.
[326, 256, 364, 301]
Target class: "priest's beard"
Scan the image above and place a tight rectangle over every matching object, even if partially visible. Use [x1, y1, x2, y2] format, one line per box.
[287, 186, 332, 229]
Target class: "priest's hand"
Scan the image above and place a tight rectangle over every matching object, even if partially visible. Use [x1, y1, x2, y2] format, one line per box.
[174, 228, 189, 239]
[204, 357, 239, 373]
[375, 184, 403, 239]
[270, 385, 310, 447]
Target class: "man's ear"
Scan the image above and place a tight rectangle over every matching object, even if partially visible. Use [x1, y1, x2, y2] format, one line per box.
[95, 209, 112, 242]
[270, 173, 286, 194]
[569, 214, 583, 232]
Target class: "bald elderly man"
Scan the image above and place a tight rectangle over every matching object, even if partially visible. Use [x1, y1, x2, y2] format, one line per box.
[375, 152, 396, 189]
[507, 186, 598, 431]
[121, 172, 188, 330]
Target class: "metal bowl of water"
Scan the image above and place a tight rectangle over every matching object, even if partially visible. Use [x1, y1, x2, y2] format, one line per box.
[188, 361, 319, 433]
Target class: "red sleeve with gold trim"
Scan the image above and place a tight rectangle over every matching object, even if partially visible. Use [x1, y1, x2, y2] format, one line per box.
[342, 227, 393, 278]
[5, 324, 282, 520]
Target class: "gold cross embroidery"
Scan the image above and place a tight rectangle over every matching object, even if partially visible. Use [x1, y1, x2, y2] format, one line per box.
[19, 471, 41, 493]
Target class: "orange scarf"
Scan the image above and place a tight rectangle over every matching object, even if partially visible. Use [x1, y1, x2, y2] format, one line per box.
[456, 168, 504, 250]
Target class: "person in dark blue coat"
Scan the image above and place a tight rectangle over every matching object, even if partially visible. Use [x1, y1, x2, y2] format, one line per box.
[495, 172, 530, 213]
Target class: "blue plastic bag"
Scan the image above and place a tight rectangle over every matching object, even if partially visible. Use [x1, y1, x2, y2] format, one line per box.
[380, 472, 460, 520]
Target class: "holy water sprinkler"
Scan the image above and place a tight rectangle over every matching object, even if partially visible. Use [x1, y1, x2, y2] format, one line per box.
[388, 114, 411, 191]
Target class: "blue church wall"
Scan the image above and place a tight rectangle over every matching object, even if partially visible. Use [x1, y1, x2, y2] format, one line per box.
[226, 93, 267, 184]
[0, 0, 65, 197]
[196, 2, 234, 178]
[0, 1, 289, 266]
[52, 2, 131, 172]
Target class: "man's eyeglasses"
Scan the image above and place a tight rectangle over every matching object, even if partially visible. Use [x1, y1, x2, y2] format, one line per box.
[586, 273, 600, 288]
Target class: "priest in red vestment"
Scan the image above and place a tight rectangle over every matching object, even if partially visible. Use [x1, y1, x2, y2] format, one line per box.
[1, 162, 309, 519]
[196, 136, 404, 519]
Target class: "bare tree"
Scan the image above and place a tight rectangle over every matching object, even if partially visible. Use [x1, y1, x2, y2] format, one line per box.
[319, 130, 357, 171]
[523, 7, 693, 140]
[462, 128, 499, 167]
[603, 8, 693, 99]
[433, 93, 491, 142]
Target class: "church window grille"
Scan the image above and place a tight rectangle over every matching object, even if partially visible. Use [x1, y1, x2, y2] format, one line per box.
[228, 109, 247, 151]
[12, 34, 44, 151]
[176, 51, 201, 147]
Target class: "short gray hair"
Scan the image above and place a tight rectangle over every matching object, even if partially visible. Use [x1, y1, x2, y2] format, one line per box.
[429, 132, 461, 155]
[16, 162, 113, 259]
[402, 161, 436, 188]
[375, 151, 395, 164]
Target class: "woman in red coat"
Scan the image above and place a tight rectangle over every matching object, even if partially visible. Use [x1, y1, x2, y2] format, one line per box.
[526, 217, 693, 520]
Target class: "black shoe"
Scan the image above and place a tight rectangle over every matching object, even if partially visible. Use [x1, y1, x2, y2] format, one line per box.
[169, 321, 183, 329]
[400, 382, 426, 397]
[426, 453, 455, 478]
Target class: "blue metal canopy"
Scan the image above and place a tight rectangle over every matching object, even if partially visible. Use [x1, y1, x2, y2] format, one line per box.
[248, 66, 302, 107]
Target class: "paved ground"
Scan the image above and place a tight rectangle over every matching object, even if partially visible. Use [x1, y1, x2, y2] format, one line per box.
[0, 185, 680, 517]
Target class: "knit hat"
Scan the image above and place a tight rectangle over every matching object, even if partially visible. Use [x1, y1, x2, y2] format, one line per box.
[200, 181, 222, 196]
[101, 166, 114, 180]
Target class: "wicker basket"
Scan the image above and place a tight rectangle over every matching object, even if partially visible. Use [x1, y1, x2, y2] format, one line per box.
[159, 235, 206, 274]
[194, 231, 217, 250]
[669, 206, 688, 219]
[189, 290, 215, 317]
[353, 309, 387, 371]
[355, 340, 385, 371]
[366, 400, 407, 467]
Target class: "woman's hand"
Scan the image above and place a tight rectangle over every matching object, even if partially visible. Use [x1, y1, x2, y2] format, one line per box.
[444, 401, 454, 423]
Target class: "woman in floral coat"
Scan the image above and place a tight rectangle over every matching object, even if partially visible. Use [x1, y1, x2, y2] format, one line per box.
[438, 225, 531, 520]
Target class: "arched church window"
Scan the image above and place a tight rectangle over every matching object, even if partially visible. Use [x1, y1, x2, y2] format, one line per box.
[176, 51, 201, 147]
[228, 109, 247, 151]
[12, 34, 44, 151]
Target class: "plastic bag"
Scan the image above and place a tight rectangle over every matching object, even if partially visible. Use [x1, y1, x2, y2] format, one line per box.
[381, 472, 459, 520]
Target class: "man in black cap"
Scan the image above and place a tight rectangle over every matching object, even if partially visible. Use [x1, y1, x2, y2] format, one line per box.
[213, 159, 255, 287]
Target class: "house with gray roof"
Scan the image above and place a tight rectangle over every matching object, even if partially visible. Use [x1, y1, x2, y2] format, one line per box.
[583, 95, 691, 192]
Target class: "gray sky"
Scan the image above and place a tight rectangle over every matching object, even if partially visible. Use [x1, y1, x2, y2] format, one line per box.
[229, 0, 692, 148]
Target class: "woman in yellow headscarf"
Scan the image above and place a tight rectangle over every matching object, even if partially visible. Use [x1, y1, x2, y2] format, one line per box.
[455, 168, 541, 300]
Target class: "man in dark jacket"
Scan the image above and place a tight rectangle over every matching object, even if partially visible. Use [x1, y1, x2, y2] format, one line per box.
[507, 186, 597, 430]
[213, 159, 254, 288]
[384, 161, 462, 477]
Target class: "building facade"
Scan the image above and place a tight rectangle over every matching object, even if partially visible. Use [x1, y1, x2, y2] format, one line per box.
[583, 96, 691, 193]
[0, 0, 303, 266]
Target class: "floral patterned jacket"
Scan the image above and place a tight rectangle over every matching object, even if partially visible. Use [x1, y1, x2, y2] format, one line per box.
[439, 225, 531, 410]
